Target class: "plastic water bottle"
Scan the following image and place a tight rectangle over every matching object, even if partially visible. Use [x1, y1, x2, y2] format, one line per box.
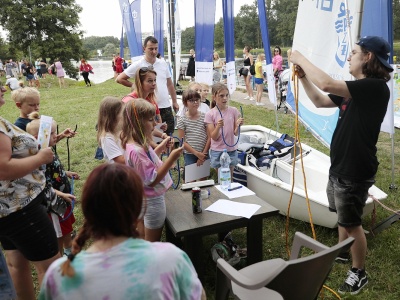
[219, 149, 231, 190]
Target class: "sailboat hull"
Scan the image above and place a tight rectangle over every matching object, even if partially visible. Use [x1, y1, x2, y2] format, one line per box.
[235, 125, 387, 228]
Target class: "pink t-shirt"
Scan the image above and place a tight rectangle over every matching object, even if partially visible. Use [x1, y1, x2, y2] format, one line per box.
[204, 106, 240, 152]
[125, 143, 172, 198]
[272, 54, 283, 72]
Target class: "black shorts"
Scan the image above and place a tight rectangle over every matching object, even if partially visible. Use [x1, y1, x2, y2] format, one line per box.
[0, 191, 59, 261]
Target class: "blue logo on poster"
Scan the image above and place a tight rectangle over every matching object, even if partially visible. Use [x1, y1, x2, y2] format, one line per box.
[335, 2, 352, 68]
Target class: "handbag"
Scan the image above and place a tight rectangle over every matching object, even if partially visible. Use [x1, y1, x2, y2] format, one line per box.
[43, 184, 68, 218]
[241, 67, 249, 76]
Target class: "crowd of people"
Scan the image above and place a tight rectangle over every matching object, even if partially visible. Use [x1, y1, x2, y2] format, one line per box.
[0, 34, 393, 298]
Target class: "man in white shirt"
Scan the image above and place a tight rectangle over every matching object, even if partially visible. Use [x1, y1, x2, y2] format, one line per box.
[116, 36, 179, 135]
[5, 75, 21, 91]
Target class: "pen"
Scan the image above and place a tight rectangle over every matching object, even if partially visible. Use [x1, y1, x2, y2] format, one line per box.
[228, 186, 242, 192]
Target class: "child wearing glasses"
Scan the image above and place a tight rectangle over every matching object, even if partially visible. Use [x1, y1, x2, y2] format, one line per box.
[176, 82, 210, 122]
[205, 83, 244, 179]
[177, 90, 210, 181]
[121, 99, 183, 242]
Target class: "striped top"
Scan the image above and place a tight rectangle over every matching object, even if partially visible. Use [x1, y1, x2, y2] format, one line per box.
[177, 112, 208, 153]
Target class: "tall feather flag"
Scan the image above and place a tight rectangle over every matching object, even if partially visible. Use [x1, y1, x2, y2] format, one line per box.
[119, 23, 124, 58]
[257, 0, 276, 105]
[131, 0, 142, 54]
[222, 0, 236, 94]
[194, 0, 216, 85]
[119, 0, 142, 58]
[174, 0, 182, 85]
[152, 0, 165, 56]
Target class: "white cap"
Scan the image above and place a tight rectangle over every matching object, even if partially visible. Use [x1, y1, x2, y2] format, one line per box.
[6, 75, 11, 79]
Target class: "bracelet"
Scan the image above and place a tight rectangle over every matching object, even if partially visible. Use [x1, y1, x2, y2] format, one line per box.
[299, 74, 306, 78]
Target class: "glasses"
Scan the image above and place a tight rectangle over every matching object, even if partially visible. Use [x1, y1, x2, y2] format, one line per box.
[187, 98, 200, 103]
[140, 66, 154, 72]
[274, 50, 279, 53]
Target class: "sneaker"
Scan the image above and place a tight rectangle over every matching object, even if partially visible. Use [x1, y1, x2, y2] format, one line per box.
[335, 251, 351, 264]
[249, 97, 255, 101]
[338, 268, 368, 295]
[244, 96, 250, 100]
[256, 102, 265, 106]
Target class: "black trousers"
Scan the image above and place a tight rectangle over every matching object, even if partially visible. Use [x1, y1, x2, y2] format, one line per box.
[82, 72, 90, 85]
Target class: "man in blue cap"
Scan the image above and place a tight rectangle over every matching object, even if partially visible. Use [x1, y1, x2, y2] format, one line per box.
[290, 36, 393, 295]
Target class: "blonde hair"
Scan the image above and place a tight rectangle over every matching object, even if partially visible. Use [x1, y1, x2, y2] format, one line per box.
[26, 111, 56, 137]
[256, 53, 265, 63]
[120, 99, 156, 150]
[188, 81, 202, 92]
[97, 96, 124, 146]
[11, 87, 40, 104]
[134, 67, 157, 103]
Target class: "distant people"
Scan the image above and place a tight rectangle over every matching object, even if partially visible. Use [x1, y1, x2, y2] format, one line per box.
[26, 112, 79, 257]
[116, 36, 179, 136]
[254, 53, 266, 106]
[39, 163, 204, 299]
[243, 46, 254, 101]
[121, 99, 184, 242]
[213, 52, 222, 83]
[0, 85, 59, 300]
[186, 49, 195, 82]
[25, 62, 35, 87]
[114, 54, 123, 78]
[96, 96, 125, 164]
[5, 59, 17, 77]
[40, 59, 48, 79]
[177, 89, 210, 180]
[222, 60, 227, 84]
[273, 46, 284, 80]
[35, 59, 42, 78]
[111, 53, 116, 76]
[0, 59, 4, 76]
[290, 35, 393, 295]
[5, 75, 21, 91]
[122, 58, 128, 69]
[50, 59, 66, 88]
[79, 58, 93, 87]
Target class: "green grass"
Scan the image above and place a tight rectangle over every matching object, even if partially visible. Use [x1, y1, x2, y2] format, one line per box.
[2, 77, 400, 299]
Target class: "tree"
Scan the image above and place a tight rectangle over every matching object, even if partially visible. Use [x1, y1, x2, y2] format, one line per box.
[181, 27, 195, 52]
[235, 3, 261, 49]
[103, 43, 118, 57]
[0, 0, 87, 78]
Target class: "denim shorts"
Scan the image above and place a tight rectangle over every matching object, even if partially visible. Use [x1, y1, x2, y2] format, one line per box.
[326, 175, 374, 227]
[184, 153, 199, 166]
[255, 78, 264, 85]
[210, 149, 238, 168]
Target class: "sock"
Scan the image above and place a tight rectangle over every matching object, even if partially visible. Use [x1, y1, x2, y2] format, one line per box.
[64, 247, 72, 256]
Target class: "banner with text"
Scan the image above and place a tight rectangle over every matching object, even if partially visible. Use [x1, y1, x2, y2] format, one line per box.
[119, 0, 142, 58]
[152, 0, 164, 55]
[131, 0, 142, 53]
[223, 0, 236, 94]
[194, 0, 216, 85]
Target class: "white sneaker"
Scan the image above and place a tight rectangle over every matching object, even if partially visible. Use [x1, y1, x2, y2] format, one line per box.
[249, 97, 254, 101]
[244, 96, 250, 100]
[256, 102, 265, 106]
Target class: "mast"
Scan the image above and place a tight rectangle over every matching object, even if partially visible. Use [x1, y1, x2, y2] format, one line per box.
[168, 0, 177, 85]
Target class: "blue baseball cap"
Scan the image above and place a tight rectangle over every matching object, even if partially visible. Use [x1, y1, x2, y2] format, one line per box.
[356, 36, 394, 72]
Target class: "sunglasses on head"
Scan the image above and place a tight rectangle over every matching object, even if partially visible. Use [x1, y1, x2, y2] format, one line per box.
[187, 98, 200, 103]
[274, 50, 279, 52]
[140, 66, 154, 72]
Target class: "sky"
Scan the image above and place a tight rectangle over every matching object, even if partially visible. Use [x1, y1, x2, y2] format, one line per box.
[76, 0, 254, 38]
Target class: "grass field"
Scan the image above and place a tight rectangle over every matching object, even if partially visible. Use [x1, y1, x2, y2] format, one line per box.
[1, 76, 400, 299]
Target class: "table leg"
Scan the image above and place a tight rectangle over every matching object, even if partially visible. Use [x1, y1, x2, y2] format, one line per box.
[246, 218, 263, 265]
[165, 224, 183, 249]
[183, 235, 204, 282]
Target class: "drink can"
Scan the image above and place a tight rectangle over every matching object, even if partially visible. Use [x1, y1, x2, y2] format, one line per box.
[192, 187, 202, 214]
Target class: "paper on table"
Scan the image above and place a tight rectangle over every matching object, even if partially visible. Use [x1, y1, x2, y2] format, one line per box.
[205, 199, 261, 219]
[215, 182, 255, 199]
[184, 159, 211, 182]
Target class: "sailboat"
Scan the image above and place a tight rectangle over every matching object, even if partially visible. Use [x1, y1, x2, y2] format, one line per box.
[235, 0, 392, 228]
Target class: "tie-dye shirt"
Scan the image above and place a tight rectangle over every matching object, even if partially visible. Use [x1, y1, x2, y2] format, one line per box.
[39, 238, 203, 300]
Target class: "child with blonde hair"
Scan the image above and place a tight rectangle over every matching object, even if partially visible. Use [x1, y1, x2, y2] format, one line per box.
[26, 112, 79, 257]
[121, 99, 183, 242]
[205, 83, 244, 178]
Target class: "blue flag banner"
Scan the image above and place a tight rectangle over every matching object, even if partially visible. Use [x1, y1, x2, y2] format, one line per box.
[223, 0, 236, 94]
[194, 0, 216, 85]
[131, 0, 142, 52]
[119, 0, 141, 58]
[120, 23, 124, 58]
[153, 0, 165, 56]
[257, 0, 276, 104]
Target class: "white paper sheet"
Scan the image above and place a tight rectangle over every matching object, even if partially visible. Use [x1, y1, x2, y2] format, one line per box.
[184, 159, 211, 183]
[37, 115, 53, 148]
[215, 182, 255, 199]
[205, 199, 261, 219]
